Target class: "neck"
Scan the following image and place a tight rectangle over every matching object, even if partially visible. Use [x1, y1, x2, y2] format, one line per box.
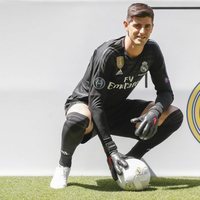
[124, 35, 144, 58]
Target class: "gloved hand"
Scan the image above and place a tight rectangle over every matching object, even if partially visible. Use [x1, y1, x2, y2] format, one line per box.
[130, 102, 163, 140]
[107, 151, 128, 181]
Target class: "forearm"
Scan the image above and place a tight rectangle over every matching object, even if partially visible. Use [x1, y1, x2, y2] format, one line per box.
[155, 91, 174, 111]
[91, 107, 117, 156]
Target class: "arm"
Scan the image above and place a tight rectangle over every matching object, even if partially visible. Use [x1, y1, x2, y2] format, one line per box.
[88, 49, 128, 179]
[131, 43, 173, 140]
[88, 49, 115, 156]
[150, 44, 174, 110]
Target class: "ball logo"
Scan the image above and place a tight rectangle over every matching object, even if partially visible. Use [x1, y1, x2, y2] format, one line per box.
[187, 82, 200, 143]
[93, 77, 106, 89]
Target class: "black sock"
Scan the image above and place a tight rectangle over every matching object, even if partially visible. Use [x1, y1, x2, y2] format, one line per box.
[59, 112, 89, 167]
[126, 109, 183, 159]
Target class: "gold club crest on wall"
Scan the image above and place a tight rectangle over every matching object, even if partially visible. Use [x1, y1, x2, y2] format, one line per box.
[187, 82, 200, 143]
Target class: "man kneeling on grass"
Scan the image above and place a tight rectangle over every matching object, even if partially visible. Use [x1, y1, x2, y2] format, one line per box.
[50, 3, 183, 189]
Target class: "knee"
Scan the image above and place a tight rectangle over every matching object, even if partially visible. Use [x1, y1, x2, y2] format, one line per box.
[65, 112, 90, 130]
[159, 105, 183, 125]
[66, 103, 93, 133]
[171, 108, 183, 124]
[161, 108, 183, 132]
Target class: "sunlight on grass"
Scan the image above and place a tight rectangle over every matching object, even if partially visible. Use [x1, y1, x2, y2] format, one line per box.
[0, 176, 200, 200]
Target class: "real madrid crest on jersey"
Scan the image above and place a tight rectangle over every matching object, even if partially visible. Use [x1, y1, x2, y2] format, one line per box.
[116, 56, 124, 75]
[140, 61, 149, 73]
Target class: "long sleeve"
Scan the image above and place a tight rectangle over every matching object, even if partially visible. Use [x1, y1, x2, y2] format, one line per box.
[149, 44, 174, 110]
[88, 48, 117, 155]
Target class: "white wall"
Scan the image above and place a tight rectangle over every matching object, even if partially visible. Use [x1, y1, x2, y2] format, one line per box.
[0, 1, 200, 176]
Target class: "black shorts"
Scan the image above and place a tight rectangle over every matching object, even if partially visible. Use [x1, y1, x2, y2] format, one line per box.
[65, 99, 151, 144]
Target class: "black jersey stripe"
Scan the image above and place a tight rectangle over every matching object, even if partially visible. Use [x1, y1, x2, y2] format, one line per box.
[101, 47, 116, 66]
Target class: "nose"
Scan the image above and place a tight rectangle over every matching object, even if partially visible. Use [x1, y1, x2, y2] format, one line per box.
[139, 27, 145, 34]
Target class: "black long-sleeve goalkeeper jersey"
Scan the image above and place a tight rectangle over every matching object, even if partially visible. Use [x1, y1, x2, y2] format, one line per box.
[66, 36, 174, 149]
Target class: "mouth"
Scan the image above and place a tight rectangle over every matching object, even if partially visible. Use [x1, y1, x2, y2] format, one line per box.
[137, 36, 146, 40]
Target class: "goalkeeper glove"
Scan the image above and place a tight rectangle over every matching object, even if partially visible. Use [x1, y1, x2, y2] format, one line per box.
[131, 102, 163, 140]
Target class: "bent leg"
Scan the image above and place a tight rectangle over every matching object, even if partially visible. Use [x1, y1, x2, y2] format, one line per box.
[59, 103, 93, 167]
[51, 102, 93, 189]
[126, 103, 183, 159]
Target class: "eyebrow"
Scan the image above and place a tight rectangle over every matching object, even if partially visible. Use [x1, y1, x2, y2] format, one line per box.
[132, 22, 152, 26]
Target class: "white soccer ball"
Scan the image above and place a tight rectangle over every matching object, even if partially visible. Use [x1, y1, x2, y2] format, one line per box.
[116, 158, 151, 191]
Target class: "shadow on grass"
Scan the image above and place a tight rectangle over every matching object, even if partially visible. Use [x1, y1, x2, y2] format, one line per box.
[150, 177, 200, 190]
[68, 177, 200, 192]
[68, 178, 121, 192]
[68, 178, 155, 192]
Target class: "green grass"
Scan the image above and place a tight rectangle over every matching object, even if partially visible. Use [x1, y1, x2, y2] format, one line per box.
[0, 176, 200, 200]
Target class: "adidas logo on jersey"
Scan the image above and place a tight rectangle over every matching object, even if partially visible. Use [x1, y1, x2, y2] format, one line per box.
[116, 69, 123, 75]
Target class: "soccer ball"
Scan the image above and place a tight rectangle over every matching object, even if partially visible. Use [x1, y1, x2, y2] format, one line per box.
[116, 158, 151, 191]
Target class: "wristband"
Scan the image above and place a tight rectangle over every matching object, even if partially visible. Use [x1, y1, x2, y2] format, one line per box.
[103, 137, 117, 155]
[149, 102, 163, 117]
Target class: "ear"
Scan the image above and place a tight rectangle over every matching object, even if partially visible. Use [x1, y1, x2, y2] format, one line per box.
[123, 20, 129, 30]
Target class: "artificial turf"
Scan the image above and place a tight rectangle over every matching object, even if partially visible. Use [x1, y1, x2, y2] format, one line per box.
[0, 176, 200, 200]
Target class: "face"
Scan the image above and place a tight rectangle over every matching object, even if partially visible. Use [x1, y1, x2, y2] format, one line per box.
[124, 16, 153, 46]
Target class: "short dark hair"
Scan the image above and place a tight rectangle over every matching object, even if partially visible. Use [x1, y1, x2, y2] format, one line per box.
[127, 3, 154, 22]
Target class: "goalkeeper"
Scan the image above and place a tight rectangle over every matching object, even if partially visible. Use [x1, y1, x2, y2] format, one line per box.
[50, 3, 183, 189]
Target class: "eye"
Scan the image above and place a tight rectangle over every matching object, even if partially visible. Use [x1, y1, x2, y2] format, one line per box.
[133, 24, 142, 29]
[144, 24, 152, 30]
